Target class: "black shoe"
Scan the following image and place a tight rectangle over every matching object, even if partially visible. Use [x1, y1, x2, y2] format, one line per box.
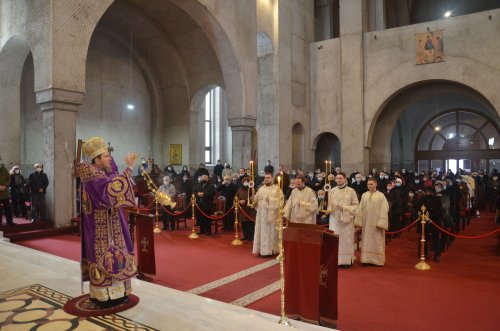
[197, 231, 205, 235]
[434, 256, 441, 263]
[7, 222, 16, 226]
[241, 236, 248, 241]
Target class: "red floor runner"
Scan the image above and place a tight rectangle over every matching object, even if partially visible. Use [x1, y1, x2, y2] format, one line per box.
[16, 212, 500, 331]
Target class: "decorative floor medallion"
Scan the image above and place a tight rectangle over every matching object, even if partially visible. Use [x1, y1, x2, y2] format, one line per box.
[0, 284, 157, 330]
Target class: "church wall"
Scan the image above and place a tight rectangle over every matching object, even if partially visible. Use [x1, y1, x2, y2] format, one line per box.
[311, 8, 500, 173]
[78, 33, 151, 170]
[277, 0, 315, 172]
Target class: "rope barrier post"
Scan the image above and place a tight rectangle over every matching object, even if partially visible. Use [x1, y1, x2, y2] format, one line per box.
[231, 196, 243, 246]
[153, 196, 161, 234]
[188, 194, 199, 239]
[415, 205, 431, 271]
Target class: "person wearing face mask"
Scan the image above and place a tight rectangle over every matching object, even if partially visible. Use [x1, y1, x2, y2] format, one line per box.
[178, 175, 193, 218]
[252, 172, 280, 257]
[285, 178, 296, 200]
[9, 166, 27, 219]
[316, 189, 329, 225]
[486, 172, 499, 213]
[0, 161, 14, 225]
[158, 176, 177, 231]
[418, 186, 443, 262]
[163, 164, 177, 180]
[194, 174, 216, 236]
[409, 175, 424, 192]
[385, 181, 402, 236]
[28, 163, 49, 222]
[350, 173, 367, 201]
[179, 165, 191, 179]
[193, 163, 209, 181]
[138, 158, 149, 176]
[221, 163, 232, 179]
[216, 175, 238, 231]
[236, 176, 256, 241]
[283, 175, 318, 225]
[328, 172, 359, 267]
[264, 160, 274, 175]
[377, 172, 389, 192]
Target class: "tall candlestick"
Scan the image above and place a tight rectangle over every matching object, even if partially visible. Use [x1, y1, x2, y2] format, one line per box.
[277, 175, 281, 208]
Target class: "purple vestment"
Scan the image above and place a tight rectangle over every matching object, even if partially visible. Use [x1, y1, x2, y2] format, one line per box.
[77, 159, 137, 299]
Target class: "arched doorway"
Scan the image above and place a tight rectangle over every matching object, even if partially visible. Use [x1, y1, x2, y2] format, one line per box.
[415, 110, 500, 173]
[314, 133, 341, 170]
[370, 80, 500, 172]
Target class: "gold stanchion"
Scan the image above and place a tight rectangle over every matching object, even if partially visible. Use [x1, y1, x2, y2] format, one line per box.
[276, 176, 291, 326]
[153, 197, 161, 234]
[188, 194, 199, 239]
[415, 205, 431, 271]
[232, 196, 243, 246]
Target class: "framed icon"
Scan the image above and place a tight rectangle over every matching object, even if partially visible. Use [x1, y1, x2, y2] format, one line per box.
[169, 144, 182, 165]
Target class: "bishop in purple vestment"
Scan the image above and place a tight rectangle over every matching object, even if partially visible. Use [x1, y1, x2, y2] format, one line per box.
[77, 137, 138, 307]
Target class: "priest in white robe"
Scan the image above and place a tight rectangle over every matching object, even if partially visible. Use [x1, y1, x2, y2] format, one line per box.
[252, 172, 280, 256]
[283, 175, 318, 225]
[328, 172, 359, 267]
[355, 178, 389, 266]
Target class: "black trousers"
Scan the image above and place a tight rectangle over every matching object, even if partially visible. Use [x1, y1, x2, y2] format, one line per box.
[0, 198, 13, 224]
[241, 220, 255, 240]
[197, 209, 212, 234]
[11, 191, 27, 218]
[161, 206, 175, 230]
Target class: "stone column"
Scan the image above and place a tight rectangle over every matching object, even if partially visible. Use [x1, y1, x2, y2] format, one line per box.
[36, 88, 83, 227]
[229, 118, 256, 170]
[339, 0, 368, 174]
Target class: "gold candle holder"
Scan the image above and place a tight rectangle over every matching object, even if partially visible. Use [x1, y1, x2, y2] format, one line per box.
[232, 196, 243, 246]
[276, 176, 291, 326]
[415, 206, 431, 271]
[188, 194, 199, 239]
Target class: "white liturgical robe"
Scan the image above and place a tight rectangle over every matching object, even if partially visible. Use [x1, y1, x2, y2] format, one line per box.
[355, 190, 389, 266]
[283, 186, 318, 225]
[328, 185, 359, 265]
[252, 184, 280, 256]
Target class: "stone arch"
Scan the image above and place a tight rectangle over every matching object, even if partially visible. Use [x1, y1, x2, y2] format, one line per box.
[368, 80, 499, 171]
[314, 132, 341, 169]
[291, 123, 305, 170]
[0, 36, 32, 165]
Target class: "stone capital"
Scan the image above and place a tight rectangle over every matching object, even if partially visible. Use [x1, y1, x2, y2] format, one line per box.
[35, 88, 85, 112]
[228, 117, 256, 129]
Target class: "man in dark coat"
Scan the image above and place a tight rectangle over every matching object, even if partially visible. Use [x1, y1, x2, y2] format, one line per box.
[0, 161, 14, 225]
[9, 166, 27, 218]
[194, 174, 216, 235]
[28, 163, 49, 222]
[216, 175, 238, 231]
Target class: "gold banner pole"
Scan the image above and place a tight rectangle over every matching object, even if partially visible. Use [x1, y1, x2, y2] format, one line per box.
[415, 205, 431, 271]
[153, 197, 161, 234]
[232, 196, 243, 246]
[188, 194, 199, 239]
[276, 176, 291, 326]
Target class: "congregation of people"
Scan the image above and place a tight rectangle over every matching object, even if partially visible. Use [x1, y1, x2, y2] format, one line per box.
[0, 161, 49, 225]
[137, 159, 500, 267]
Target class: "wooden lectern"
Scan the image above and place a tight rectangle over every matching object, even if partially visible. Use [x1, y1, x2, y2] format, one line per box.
[283, 222, 339, 328]
[125, 208, 156, 276]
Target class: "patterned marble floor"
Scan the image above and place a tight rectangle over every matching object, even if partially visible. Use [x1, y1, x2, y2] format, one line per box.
[0, 241, 330, 331]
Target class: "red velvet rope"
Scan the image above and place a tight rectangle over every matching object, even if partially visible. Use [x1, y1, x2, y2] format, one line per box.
[238, 205, 256, 222]
[427, 219, 500, 239]
[195, 203, 235, 220]
[143, 199, 155, 210]
[159, 203, 191, 216]
[385, 220, 419, 235]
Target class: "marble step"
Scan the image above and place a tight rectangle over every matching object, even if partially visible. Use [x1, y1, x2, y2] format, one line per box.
[0, 231, 10, 243]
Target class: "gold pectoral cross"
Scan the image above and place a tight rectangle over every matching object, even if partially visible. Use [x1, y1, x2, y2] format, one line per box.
[141, 237, 149, 252]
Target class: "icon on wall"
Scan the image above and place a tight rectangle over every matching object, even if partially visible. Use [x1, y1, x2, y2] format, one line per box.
[416, 30, 444, 65]
[169, 144, 182, 165]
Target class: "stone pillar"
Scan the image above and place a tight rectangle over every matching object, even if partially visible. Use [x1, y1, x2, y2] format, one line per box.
[0, 84, 21, 165]
[229, 118, 256, 170]
[339, 0, 368, 174]
[369, 0, 386, 31]
[36, 88, 83, 227]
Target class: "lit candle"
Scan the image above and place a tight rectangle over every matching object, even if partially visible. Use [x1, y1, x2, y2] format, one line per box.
[325, 160, 328, 175]
[250, 160, 254, 180]
[277, 175, 281, 208]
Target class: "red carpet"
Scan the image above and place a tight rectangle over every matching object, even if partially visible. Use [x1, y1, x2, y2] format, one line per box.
[63, 293, 139, 317]
[16, 213, 500, 331]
